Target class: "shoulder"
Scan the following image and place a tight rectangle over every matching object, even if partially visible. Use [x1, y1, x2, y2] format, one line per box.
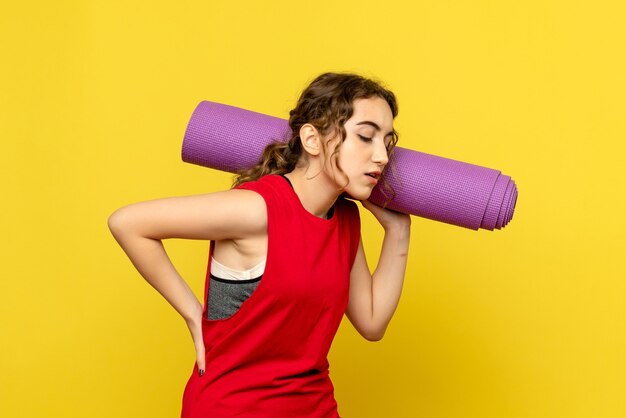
[336, 198, 361, 263]
[235, 174, 289, 209]
[235, 174, 284, 193]
[336, 197, 361, 238]
[337, 196, 361, 220]
[222, 188, 268, 232]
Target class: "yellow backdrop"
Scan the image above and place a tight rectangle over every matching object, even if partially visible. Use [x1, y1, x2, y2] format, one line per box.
[1, 1, 625, 417]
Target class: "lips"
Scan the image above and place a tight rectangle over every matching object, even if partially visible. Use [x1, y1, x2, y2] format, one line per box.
[365, 171, 381, 185]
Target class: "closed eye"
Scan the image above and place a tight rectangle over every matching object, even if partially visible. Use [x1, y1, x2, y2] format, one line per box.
[359, 134, 395, 154]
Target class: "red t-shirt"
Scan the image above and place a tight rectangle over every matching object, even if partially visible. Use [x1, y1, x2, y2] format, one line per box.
[181, 174, 361, 417]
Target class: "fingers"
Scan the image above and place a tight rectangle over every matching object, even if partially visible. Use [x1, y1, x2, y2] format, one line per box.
[196, 355, 205, 376]
[361, 199, 411, 229]
[186, 315, 206, 378]
[361, 199, 385, 216]
[360, 199, 376, 211]
[195, 338, 206, 377]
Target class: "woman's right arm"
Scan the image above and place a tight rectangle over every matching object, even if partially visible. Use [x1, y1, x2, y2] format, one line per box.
[107, 188, 266, 373]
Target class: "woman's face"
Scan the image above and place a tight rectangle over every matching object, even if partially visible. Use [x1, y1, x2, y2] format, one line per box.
[325, 96, 394, 200]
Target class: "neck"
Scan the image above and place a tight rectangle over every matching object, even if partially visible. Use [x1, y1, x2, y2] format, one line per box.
[284, 166, 341, 220]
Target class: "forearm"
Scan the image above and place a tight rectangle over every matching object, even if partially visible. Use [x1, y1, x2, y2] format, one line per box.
[370, 224, 411, 334]
[109, 218, 203, 325]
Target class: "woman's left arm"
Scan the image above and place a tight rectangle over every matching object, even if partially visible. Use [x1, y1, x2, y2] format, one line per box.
[345, 200, 411, 341]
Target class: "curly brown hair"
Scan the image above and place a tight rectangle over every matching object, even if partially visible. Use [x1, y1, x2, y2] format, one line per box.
[232, 72, 399, 202]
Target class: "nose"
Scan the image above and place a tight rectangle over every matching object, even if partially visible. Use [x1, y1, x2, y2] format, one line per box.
[372, 140, 389, 167]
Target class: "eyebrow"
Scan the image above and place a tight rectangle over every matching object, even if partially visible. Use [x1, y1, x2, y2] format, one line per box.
[356, 121, 395, 138]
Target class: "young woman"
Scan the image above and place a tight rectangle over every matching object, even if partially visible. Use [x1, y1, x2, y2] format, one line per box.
[108, 72, 411, 417]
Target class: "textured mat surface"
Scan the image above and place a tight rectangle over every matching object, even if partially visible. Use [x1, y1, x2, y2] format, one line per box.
[182, 101, 517, 230]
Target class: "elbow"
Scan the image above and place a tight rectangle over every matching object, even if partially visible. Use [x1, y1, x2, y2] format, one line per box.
[361, 327, 386, 342]
[107, 208, 128, 238]
[364, 334, 384, 342]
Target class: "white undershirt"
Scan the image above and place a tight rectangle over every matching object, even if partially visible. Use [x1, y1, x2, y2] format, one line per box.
[210, 256, 266, 280]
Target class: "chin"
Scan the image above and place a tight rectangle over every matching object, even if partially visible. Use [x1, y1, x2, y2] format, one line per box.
[341, 189, 373, 201]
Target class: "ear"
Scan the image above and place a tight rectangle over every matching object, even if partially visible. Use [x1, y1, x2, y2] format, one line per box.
[299, 124, 323, 157]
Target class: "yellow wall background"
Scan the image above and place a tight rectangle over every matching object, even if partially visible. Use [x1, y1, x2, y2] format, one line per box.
[1, 1, 624, 417]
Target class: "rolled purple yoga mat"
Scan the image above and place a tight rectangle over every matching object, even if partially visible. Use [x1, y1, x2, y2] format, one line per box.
[182, 101, 518, 231]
